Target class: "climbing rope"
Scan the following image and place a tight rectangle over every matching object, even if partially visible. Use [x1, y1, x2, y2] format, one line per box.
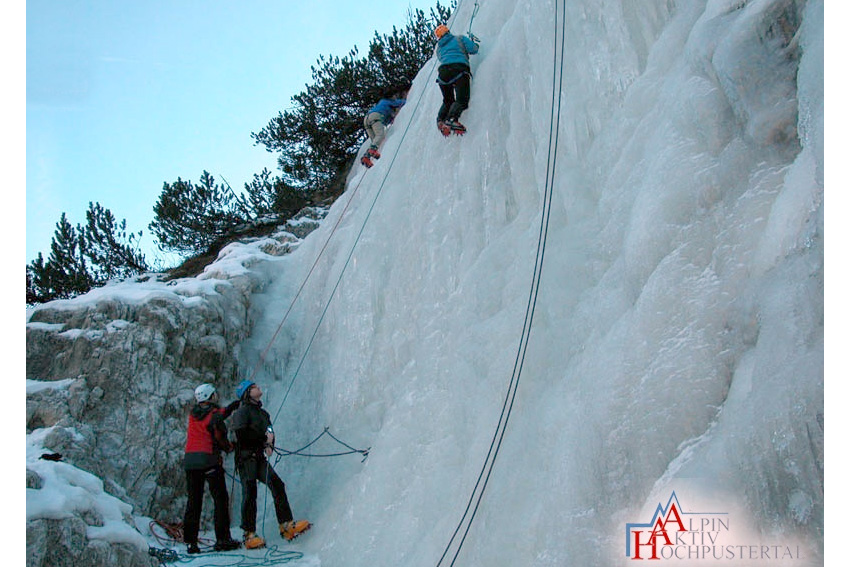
[235, 29, 467, 550]
[149, 520, 193, 548]
[222, 429, 368, 482]
[242, 164, 370, 386]
[267, 32, 447, 426]
[148, 545, 303, 567]
[253, 429, 366, 536]
[434, 0, 567, 565]
[229, 14, 454, 437]
[234, 71, 435, 487]
[239, 0, 481, 436]
[148, 521, 304, 566]
[215, 427, 366, 538]
[244, 2, 464, 392]
[148, 546, 179, 564]
[273, 427, 371, 462]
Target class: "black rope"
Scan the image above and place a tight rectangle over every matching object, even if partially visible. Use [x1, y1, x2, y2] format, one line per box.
[222, 428, 370, 491]
[260, 449, 271, 540]
[435, 0, 567, 564]
[272, 427, 371, 462]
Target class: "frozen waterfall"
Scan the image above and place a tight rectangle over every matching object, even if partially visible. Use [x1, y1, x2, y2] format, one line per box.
[235, 0, 823, 565]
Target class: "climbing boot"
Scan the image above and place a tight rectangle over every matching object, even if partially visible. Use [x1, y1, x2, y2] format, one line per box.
[444, 118, 467, 135]
[213, 538, 241, 551]
[280, 520, 312, 541]
[243, 532, 266, 549]
[360, 155, 373, 168]
[437, 120, 451, 137]
[186, 543, 200, 554]
[367, 146, 381, 159]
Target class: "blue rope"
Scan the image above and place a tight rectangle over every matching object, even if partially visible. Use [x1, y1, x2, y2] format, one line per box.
[148, 545, 304, 566]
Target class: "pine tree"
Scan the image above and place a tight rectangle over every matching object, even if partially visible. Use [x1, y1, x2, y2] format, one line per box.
[243, 168, 310, 217]
[252, 3, 454, 195]
[28, 1, 455, 301]
[83, 202, 149, 281]
[27, 213, 93, 302]
[27, 207, 150, 304]
[149, 171, 252, 255]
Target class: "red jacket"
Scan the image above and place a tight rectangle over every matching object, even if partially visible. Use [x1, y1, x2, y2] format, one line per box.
[183, 401, 237, 470]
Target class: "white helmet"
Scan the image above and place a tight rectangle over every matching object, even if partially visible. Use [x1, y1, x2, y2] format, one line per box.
[194, 383, 216, 403]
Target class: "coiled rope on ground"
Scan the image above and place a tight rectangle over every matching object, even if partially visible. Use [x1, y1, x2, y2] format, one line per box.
[148, 520, 304, 566]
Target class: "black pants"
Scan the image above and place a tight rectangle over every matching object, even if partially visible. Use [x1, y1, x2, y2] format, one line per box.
[238, 454, 293, 532]
[183, 465, 232, 544]
[437, 63, 472, 122]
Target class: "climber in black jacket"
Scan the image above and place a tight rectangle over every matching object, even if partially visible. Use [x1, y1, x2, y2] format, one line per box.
[230, 380, 311, 548]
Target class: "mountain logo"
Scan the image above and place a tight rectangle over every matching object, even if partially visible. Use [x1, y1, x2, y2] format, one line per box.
[624, 491, 802, 562]
[625, 492, 724, 560]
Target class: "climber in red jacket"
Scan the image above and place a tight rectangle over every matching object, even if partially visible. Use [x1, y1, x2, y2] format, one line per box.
[182, 383, 241, 554]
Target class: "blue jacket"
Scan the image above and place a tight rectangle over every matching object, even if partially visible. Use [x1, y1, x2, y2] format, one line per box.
[436, 33, 479, 67]
[368, 98, 406, 121]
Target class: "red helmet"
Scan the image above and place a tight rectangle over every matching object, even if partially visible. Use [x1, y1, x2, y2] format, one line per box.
[434, 24, 450, 39]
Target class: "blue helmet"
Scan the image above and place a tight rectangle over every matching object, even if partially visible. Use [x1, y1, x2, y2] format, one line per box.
[236, 379, 255, 400]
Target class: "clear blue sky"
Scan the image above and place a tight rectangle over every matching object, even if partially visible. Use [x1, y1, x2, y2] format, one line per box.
[26, 1, 444, 267]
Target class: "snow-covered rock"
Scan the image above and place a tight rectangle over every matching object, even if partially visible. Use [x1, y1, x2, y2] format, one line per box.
[26, 429, 157, 567]
[26, 209, 325, 524]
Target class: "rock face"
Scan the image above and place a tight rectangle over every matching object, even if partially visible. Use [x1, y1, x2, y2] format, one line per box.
[26, 518, 158, 567]
[25, 211, 325, 561]
[26, 451, 160, 567]
[27, 279, 253, 517]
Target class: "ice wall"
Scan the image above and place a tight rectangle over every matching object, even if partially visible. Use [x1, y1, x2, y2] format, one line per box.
[238, 0, 823, 565]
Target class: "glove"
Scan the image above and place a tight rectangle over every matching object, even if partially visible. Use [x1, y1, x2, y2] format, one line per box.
[225, 399, 241, 415]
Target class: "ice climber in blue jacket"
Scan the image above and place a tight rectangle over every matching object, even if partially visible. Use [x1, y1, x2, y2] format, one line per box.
[361, 93, 406, 168]
[434, 24, 480, 136]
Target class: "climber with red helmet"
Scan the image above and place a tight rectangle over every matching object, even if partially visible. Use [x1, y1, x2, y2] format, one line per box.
[182, 383, 241, 554]
[434, 23, 480, 136]
[230, 380, 311, 549]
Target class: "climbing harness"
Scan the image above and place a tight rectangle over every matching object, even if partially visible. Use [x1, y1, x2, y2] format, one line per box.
[434, 0, 567, 565]
[436, 68, 472, 86]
